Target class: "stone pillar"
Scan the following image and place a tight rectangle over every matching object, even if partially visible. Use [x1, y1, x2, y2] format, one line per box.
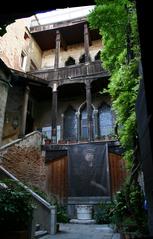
[19, 85, 30, 137]
[54, 30, 60, 69]
[51, 83, 58, 144]
[84, 23, 90, 63]
[0, 80, 9, 145]
[50, 206, 57, 235]
[85, 80, 93, 142]
[93, 109, 99, 140]
[76, 112, 81, 142]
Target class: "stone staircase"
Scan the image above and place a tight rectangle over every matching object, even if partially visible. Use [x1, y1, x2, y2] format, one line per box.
[0, 165, 57, 238]
[35, 224, 48, 238]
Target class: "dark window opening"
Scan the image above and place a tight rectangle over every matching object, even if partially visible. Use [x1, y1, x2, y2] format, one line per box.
[80, 104, 94, 140]
[65, 56, 75, 66]
[99, 104, 114, 136]
[79, 54, 85, 63]
[24, 32, 30, 40]
[63, 105, 77, 140]
[95, 51, 101, 61]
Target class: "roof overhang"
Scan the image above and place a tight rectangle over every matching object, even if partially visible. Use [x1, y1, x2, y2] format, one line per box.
[10, 68, 48, 86]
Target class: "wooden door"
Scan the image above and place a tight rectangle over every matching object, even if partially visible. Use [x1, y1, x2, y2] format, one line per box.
[109, 153, 127, 195]
[46, 155, 68, 202]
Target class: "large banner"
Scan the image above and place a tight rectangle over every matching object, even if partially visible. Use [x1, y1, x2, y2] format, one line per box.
[68, 143, 110, 197]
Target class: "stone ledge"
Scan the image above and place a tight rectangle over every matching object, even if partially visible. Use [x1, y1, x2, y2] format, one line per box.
[70, 219, 96, 224]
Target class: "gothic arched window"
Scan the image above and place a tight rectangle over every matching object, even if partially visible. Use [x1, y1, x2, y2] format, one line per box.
[94, 50, 101, 61]
[63, 106, 77, 140]
[99, 104, 114, 136]
[79, 54, 86, 64]
[65, 56, 75, 66]
[81, 105, 88, 139]
[80, 103, 95, 140]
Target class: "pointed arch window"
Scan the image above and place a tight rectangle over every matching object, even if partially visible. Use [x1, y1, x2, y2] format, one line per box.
[99, 104, 114, 136]
[80, 103, 95, 140]
[79, 53, 86, 64]
[94, 50, 101, 61]
[65, 56, 75, 66]
[81, 105, 88, 139]
[63, 106, 77, 140]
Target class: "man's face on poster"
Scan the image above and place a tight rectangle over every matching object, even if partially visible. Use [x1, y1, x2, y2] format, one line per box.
[84, 151, 94, 167]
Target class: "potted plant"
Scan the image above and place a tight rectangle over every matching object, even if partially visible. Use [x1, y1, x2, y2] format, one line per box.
[0, 179, 34, 239]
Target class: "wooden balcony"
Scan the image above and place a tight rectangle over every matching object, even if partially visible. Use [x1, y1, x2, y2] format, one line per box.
[30, 60, 109, 84]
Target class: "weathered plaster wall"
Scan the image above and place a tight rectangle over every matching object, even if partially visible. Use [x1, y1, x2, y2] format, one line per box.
[0, 81, 9, 146]
[41, 40, 102, 69]
[0, 18, 42, 71]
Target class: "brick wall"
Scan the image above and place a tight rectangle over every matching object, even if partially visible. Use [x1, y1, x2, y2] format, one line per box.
[0, 132, 47, 192]
[1, 145, 47, 192]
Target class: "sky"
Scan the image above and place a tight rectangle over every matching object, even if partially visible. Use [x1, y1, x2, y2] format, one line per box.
[30, 6, 95, 27]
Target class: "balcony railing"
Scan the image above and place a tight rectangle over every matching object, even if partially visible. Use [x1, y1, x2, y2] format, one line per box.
[30, 60, 108, 82]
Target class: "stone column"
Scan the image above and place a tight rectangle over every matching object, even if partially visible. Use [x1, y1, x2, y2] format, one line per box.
[76, 112, 81, 142]
[50, 206, 57, 235]
[51, 83, 58, 144]
[85, 80, 93, 142]
[0, 79, 9, 145]
[54, 30, 60, 69]
[93, 109, 99, 140]
[19, 85, 30, 137]
[84, 23, 90, 63]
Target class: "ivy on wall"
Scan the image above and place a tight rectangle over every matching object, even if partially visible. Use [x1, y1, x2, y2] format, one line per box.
[88, 0, 141, 166]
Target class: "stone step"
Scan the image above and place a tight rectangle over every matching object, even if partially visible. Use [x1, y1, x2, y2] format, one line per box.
[70, 219, 96, 224]
[35, 230, 48, 238]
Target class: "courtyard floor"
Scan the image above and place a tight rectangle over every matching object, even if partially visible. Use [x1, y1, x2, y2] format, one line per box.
[40, 223, 120, 239]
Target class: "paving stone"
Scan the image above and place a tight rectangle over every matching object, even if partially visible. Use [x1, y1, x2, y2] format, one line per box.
[39, 223, 119, 239]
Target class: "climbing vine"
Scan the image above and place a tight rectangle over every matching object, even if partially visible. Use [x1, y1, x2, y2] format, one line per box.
[88, 0, 141, 167]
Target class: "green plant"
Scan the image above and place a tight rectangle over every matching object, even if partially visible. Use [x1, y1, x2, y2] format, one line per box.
[109, 180, 149, 237]
[88, 0, 141, 166]
[0, 179, 34, 231]
[94, 201, 113, 224]
[27, 184, 69, 223]
[56, 204, 69, 223]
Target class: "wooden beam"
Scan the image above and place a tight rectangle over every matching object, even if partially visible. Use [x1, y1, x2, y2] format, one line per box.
[54, 30, 60, 69]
